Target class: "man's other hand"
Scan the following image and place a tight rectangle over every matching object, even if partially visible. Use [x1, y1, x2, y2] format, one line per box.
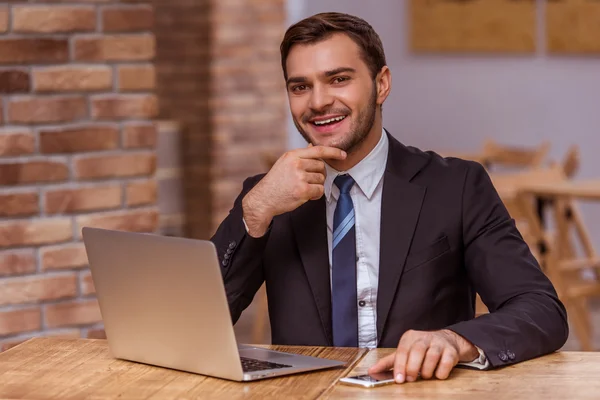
[368, 329, 479, 383]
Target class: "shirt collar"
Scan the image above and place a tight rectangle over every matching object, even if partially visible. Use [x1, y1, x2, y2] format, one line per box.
[324, 128, 389, 202]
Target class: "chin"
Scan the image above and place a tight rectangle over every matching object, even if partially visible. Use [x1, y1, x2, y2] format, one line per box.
[309, 132, 350, 149]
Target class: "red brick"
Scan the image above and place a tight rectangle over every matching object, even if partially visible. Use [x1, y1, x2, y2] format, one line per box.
[8, 96, 87, 124]
[87, 328, 106, 339]
[74, 153, 155, 180]
[0, 70, 31, 93]
[41, 244, 88, 271]
[13, 5, 96, 33]
[74, 34, 155, 61]
[91, 94, 158, 120]
[0, 307, 41, 336]
[76, 209, 158, 236]
[45, 300, 102, 328]
[0, 219, 72, 248]
[34, 66, 112, 93]
[80, 270, 95, 296]
[40, 125, 119, 154]
[0, 6, 7, 33]
[126, 179, 157, 206]
[0, 161, 68, 185]
[0, 38, 69, 65]
[0, 128, 35, 156]
[0, 274, 77, 307]
[123, 123, 157, 148]
[0, 250, 36, 277]
[118, 64, 155, 91]
[0, 192, 39, 217]
[103, 5, 154, 32]
[45, 185, 122, 214]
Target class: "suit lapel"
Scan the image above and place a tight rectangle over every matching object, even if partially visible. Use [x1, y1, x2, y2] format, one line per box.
[377, 134, 427, 342]
[290, 197, 333, 345]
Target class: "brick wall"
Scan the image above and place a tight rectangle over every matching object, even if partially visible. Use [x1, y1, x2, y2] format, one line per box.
[0, 1, 157, 350]
[154, 0, 287, 239]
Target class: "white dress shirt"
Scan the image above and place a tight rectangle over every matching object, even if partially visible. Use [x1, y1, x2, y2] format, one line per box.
[324, 129, 388, 349]
[324, 130, 488, 369]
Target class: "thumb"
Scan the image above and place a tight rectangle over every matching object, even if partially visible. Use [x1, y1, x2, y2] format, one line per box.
[368, 353, 394, 374]
[308, 143, 313, 148]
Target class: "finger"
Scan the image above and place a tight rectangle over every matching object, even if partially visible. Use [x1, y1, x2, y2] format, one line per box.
[300, 159, 326, 173]
[299, 146, 346, 161]
[305, 172, 325, 185]
[368, 353, 395, 374]
[420, 346, 443, 380]
[392, 344, 409, 384]
[307, 184, 324, 200]
[435, 348, 459, 380]
[405, 342, 428, 383]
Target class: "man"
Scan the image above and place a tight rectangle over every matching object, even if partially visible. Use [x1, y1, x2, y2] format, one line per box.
[211, 12, 568, 383]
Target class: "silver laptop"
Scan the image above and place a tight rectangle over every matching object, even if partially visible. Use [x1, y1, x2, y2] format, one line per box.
[82, 227, 345, 381]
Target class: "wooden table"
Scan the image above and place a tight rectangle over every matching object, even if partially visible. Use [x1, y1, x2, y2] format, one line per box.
[325, 348, 600, 399]
[0, 338, 364, 399]
[2, 339, 600, 399]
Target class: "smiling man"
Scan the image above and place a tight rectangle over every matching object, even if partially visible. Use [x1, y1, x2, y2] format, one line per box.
[211, 12, 568, 383]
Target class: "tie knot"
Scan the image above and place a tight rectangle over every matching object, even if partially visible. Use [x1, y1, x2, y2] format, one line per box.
[334, 174, 355, 194]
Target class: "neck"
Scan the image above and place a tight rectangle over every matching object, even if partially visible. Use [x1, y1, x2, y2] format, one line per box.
[327, 119, 383, 171]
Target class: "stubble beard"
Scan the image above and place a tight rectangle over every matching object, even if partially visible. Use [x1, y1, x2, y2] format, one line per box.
[293, 84, 378, 155]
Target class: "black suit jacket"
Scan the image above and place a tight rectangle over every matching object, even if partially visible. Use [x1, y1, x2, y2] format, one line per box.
[211, 132, 568, 368]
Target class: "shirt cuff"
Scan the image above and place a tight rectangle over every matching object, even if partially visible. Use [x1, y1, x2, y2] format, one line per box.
[457, 346, 490, 370]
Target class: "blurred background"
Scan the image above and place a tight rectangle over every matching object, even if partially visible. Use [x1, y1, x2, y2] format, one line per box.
[0, 0, 599, 353]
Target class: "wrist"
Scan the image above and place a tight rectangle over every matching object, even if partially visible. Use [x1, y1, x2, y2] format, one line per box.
[442, 329, 479, 362]
[242, 191, 273, 237]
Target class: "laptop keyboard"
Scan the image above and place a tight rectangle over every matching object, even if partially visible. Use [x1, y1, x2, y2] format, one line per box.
[240, 356, 292, 372]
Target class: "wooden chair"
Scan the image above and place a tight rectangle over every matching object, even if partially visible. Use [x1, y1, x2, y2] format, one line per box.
[440, 139, 550, 173]
[476, 165, 567, 317]
[514, 179, 600, 351]
[481, 139, 551, 171]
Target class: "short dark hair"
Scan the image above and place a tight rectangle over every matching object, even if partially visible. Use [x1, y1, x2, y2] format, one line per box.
[280, 12, 387, 81]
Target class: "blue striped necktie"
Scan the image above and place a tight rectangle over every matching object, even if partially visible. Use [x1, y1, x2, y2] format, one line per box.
[331, 174, 358, 347]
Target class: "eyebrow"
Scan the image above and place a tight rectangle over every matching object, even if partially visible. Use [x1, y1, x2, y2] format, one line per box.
[286, 67, 357, 86]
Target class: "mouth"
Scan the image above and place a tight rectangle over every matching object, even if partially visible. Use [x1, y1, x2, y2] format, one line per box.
[311, 115, 347, 126]
[309, 115, 348, 134]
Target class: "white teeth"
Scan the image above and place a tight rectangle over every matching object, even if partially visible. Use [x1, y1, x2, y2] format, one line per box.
[314, 116, 346, 125]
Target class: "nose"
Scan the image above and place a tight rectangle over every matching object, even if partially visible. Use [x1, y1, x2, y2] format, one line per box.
[308, 84, 334, 112]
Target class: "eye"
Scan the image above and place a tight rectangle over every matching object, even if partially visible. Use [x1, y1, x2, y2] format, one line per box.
[332, 76, 350, 84]
[291, 84, 308, 92]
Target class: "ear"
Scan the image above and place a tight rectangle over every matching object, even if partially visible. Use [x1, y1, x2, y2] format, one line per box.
[375, 66, 392, 106]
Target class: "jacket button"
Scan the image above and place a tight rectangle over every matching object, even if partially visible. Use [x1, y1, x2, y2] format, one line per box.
[507, 350, 515, 360]
[229, 241, 237, 249]
[224, 253, 230, 260]
[222, 259, 229, 267]
[358, 300, 366, 307]
[226, 248, 233, 255]
[498, 351, 508, 362]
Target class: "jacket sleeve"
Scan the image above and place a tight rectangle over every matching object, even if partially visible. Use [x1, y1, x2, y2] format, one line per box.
[210, 174, 271, 324]
[446, 161, 569, 368]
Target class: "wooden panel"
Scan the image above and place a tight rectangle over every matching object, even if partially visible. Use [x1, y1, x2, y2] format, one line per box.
[410, 0, 536, 53]
[325, 348, 600, 399]
[0, 338, 366, 400]
[547, 0, 600, 54]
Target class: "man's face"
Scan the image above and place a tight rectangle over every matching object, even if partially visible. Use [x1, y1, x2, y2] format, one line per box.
[285, 33, 379, 153]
